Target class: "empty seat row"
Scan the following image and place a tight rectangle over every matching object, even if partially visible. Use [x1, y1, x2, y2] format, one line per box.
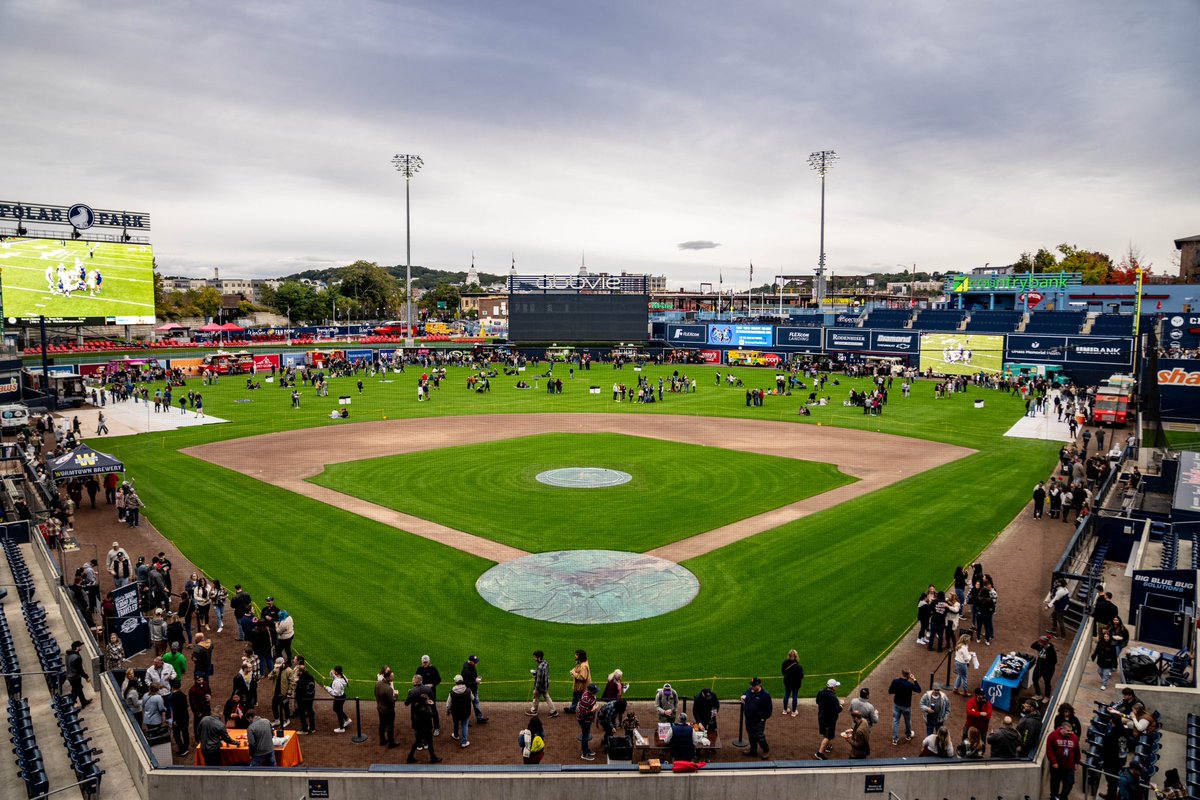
[1161, 529, 1179, 570]
[51, 694, 103, 797]
[0, 606, 19, 697]
[964, 311, 1023, 332]
[913, 311, 964, 332]
[1187, 714, 1200, 798]
[861, 311, 913, 328]
[8, 696, 48, 798]
[20, 602, 64, 694]
[1091, 315, 1134, 335]
[0, 540, 35, 603]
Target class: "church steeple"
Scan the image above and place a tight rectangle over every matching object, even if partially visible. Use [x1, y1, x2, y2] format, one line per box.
[466, 251, 479, 287]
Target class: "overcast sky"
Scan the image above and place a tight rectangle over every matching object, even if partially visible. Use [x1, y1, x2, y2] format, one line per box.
[2, 0, 1198, 287]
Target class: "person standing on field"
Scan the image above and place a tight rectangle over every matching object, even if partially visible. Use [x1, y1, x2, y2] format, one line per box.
[527, 650, 557, 717]
[814, 678, 842, 760]
[567, 649, 590, 714]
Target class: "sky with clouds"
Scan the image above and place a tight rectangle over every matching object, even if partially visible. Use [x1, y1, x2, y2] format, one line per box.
[2, 0, 1198, 288]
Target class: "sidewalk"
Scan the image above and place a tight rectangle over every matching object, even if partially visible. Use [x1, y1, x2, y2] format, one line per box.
[55, 401, 227, 438]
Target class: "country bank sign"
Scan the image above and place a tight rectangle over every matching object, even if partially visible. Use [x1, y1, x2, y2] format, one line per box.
[945, 272, 1082, 293]
[0, 201, 151, 231]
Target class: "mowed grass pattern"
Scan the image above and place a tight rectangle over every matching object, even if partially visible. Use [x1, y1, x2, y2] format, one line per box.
[308, 432, 854, 552]
[98, 365, 1060, 699]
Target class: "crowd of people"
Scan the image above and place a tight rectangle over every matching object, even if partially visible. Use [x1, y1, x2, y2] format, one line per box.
[16, 354, 1174, 797]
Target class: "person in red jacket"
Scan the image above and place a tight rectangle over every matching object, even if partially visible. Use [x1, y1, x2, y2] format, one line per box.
[961, 688, 993, 745]
[1046, 719, 1081, 799]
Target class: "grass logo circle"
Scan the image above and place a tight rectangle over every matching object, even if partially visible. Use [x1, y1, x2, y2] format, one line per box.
[535, 467, 632, 488]
[476, 550, 699, 624]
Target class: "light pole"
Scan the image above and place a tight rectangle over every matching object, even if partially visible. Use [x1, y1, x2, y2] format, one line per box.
[392, 153, 424, 342]
[808, 150, 838, 309]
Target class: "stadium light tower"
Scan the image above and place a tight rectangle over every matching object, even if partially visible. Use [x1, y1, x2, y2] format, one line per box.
[807, 150, 838, 308]
[392, 153, 424, 338]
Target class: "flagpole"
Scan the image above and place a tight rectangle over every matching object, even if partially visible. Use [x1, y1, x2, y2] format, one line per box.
[747, 262, 753, 320]
[718, 270, 723, 320]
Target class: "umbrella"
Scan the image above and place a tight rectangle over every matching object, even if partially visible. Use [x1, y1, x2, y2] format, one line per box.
[49, 444, 125, 479]
[155, 322, 185, 332]
[197, 322, 223, 332]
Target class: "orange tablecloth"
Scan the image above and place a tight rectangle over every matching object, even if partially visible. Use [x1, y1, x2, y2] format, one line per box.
[194, 730, 302, 767]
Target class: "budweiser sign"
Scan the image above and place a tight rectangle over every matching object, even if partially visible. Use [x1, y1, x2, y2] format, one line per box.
[1158, 368, 1200, 386]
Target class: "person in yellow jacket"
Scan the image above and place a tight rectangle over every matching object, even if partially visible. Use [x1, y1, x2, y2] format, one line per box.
[567, 650, 590, 714]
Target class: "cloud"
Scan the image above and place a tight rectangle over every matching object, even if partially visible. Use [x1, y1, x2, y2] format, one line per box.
[678, 240, 721, 251]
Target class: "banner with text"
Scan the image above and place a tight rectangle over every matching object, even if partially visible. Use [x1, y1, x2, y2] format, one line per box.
[1156, 359, 1200, 424]
[1005, 334, 1068, 363]
[707, 324, 774, 348]
[666, 324, 708, 347]
[774, 327, 823, 351]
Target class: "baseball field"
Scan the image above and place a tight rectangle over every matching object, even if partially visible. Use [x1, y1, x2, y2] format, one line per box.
[98, 363, 1060, 699]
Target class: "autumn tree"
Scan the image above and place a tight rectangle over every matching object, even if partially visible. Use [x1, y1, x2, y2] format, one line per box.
[1107, 244, 1152, 285]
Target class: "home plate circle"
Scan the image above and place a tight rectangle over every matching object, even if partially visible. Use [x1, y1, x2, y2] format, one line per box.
[476, 550, 699, 624]
[535, 467, 632, 488]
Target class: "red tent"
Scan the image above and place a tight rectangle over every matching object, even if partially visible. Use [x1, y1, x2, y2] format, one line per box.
[155, 322, 186, 332]
[219, 322, 245, 332]
[197, 322, 223, 332]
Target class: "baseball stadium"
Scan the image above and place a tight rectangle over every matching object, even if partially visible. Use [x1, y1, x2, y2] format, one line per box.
[0, 212, 1197, 800]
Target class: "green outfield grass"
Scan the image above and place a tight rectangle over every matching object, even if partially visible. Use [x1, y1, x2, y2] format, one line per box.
[97, 364, 1060, 699]
[0, 238, 156, 321]
[308, 432, 855, 552]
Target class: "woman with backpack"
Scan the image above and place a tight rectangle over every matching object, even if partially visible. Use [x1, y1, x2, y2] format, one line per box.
[519, 716, 546, 764]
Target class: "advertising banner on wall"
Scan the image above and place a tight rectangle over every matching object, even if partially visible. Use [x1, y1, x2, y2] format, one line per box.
[774, 327, 823, 351]
[1163, 314, 1200, 352]
[1065, 337, 1134, 366]
[824, 328, 869, 351]
[1156, 359, 1200, 424]
[1127, 568, 1197, 648]
[110, 582, 149, 656]
[0, 358, 21, 402]
[1005, 334, 1068, 363]
[251, 354, 280, 373]
[707, 324, 774, 348]
[870, 330, 919, 353]
[1173, 449, 1200, 514]
[698, 350, 721, 364]
[666, 324, 708, 346]
[920, 333, 1004, 375]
